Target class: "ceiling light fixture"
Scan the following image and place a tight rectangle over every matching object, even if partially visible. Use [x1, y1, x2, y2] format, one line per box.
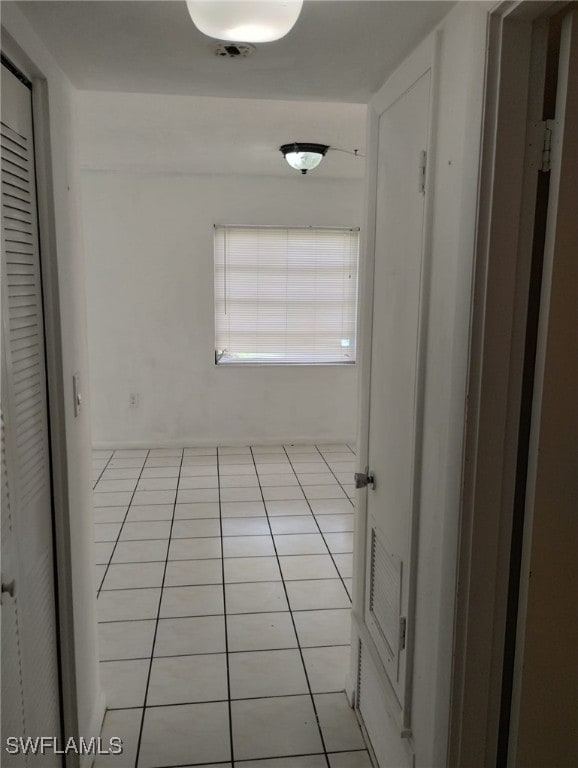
[280, 142, 330, 174]
[186, 1, 303, 44]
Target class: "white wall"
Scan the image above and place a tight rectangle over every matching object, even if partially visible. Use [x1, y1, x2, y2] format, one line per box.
[79, 100, 364, 447]
[1, 5, 102, 763]
[413, 4, 491, 764]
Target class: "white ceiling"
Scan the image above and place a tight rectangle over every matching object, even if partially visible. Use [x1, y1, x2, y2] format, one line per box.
[16, 1, 454, 103]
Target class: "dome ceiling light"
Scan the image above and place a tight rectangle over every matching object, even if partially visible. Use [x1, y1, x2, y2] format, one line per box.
[280, 143, 330, 175]
[186, 1, 304, 44]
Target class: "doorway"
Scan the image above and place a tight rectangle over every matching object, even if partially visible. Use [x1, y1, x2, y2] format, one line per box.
[450, 4, 578, 766]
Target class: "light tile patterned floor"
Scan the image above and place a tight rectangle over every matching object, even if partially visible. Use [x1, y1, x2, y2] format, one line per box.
[92, 444, 372, 768]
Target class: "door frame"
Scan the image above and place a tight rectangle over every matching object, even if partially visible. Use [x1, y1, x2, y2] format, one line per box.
[1, 36, 79, 766]
[448, 1, 569, 765]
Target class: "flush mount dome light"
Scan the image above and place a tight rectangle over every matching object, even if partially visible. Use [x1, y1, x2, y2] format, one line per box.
[186, 1, 303, 43]
[280, 143, 330, 174]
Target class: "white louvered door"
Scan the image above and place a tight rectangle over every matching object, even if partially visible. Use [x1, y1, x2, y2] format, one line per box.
[1, 62, 62, 765]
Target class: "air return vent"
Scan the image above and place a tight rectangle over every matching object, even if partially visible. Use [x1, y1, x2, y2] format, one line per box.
[213, 42, 256, 58]
[369, 528, 402, 660]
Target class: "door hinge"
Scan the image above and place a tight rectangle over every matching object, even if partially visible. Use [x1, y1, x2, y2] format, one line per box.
[354, 467, 375, 490]
[539, 119, 555, 172]
[399, 616, 407, 651]
[418, 150, 427, 195]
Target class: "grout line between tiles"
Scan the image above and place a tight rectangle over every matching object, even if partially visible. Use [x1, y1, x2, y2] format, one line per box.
[100, 649, 350, 667]
[315, 446, 356, 503]
[96, 528, 352, 544]
[98, 615, 349, 646]
[92, 451, 115, 490]
[249, 446, 332, 768]
[99, 583, 351, 597]
[92, 452, 115, 592]
[98, 555, 351, 566]
[283, 447, 353, 601]
[216, 446, 236, 768]
[106, 689, 343, 709]
[134, 449, 184, 768]
[97, 450, 151, 599]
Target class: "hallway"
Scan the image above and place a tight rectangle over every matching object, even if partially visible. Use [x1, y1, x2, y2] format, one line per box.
[92, 444, 371, 767]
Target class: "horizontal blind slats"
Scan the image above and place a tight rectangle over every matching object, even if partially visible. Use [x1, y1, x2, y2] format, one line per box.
[215, 226, 358, 364]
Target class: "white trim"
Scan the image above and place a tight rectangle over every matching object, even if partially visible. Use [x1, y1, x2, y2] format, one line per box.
[214, 362, 357, 368]
[352, 614, 415, 747]
[402, 29, 442, 731]
[508, 10, 578, 764]
[92, 437, 357, 450]
[83, 693, 106, 768]
[371, 34, 435, 117]
[349, 64, 382, 714]
[448, 1, 558, 764]
[346, 82, 380, 710]
[213, 224, 361, 232]
[33, 77, 82, 768]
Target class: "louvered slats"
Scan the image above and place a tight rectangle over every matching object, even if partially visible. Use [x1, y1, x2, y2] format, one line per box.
[1, 65, 61, 755]
[1, 118, 49, 511]
[1, 411, 13, 535]
[368, 528, 402, 666]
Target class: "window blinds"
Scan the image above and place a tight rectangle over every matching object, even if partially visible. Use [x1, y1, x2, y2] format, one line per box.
[214, 226, 359, 364]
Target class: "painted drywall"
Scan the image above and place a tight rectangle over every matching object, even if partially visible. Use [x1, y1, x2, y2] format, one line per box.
[80, 123, 364, 446]
[75, 90, 366, 180]
[352, 2, 492, 767]
[1, 4, 103, 763]
[413, 4, 492, 764]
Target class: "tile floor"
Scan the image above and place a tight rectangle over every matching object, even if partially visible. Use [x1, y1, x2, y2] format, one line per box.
[92, 444, 373, 768]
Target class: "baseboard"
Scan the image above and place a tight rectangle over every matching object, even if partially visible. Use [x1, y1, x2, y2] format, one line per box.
[83, 689, 106, 768]
[92, 436, 357, 450]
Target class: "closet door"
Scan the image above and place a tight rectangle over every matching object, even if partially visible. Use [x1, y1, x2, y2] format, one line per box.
[353, 50, 433, 768]
[1, 61, 62, 765]
[363, 69, 430, 713]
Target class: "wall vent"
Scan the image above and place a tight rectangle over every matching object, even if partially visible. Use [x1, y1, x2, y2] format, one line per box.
[369, 528, 402, 662]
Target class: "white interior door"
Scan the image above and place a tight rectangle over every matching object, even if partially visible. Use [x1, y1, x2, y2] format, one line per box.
[356, 64, 431, 754]
[1, 61, 62, 765]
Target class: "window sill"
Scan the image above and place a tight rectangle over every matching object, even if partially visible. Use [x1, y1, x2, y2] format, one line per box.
[214, 362, 357, 368]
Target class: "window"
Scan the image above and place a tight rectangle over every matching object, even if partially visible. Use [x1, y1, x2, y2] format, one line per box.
[214, 225, 359, 365]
